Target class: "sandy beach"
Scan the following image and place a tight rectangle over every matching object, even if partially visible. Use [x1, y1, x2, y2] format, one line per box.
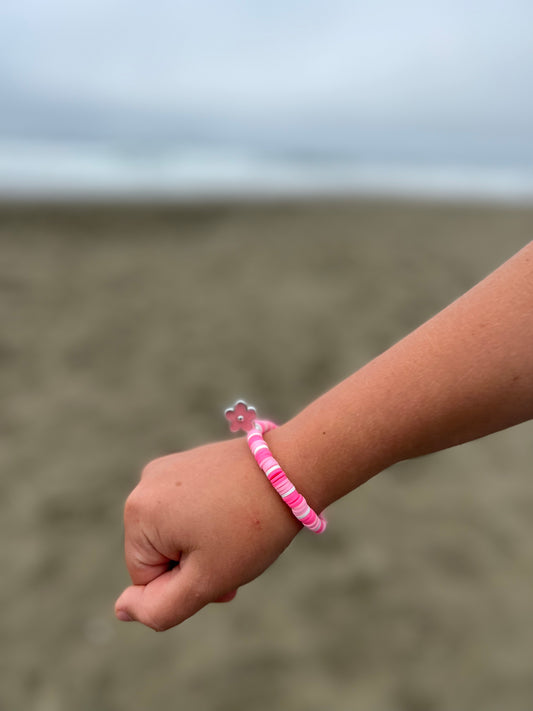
[1, 198, 532, 711]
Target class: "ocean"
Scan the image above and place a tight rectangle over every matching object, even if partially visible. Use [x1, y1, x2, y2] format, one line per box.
[1, 138, 533, 203]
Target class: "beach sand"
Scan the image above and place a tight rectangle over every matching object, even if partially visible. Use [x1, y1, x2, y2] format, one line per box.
[1, 198, 532, 711]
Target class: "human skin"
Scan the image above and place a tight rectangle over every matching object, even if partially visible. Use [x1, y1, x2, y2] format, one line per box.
[115, 241, 533, 631]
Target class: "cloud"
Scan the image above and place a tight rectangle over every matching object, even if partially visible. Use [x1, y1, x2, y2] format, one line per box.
[1, 0, 532, 157]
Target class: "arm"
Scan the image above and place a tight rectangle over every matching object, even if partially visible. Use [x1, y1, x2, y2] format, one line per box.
[115, 242, 533, 630]
[272, 240, 533, 513]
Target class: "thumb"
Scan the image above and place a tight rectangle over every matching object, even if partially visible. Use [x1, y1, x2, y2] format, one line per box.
[115, 556, 216, 631]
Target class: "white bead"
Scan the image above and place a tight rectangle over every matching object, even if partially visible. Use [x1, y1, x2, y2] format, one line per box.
[280, 486, 296, 498]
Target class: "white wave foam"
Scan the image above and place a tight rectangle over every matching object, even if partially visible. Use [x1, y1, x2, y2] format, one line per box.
[1, 139, 532, 203]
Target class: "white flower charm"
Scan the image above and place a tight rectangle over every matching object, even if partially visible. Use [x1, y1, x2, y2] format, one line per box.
[224, 400, 257, 433]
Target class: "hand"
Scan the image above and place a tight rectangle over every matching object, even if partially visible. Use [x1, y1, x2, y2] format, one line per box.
[115, 437, 301, 630]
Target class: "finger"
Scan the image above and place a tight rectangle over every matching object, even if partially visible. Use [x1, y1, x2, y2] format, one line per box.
[115, 558, 213, 631]
[125, 533, 173, 586]
[123, 491, 178, 586]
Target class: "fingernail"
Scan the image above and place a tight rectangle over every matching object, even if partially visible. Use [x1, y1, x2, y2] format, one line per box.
[116, 610, 133, 622]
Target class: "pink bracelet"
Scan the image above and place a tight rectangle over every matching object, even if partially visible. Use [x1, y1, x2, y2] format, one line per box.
[225, 400, 327, 534]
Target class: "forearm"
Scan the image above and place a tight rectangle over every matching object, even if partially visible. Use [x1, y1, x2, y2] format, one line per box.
[269, 242, 533, 512]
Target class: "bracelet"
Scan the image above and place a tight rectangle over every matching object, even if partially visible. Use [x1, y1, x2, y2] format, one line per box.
[224, 400, 327, 534]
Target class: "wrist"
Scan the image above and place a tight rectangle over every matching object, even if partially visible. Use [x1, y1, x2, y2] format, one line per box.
[263, 420, 332, 515]
[264, 392, 399, 513]
[225, 401, 327, 532]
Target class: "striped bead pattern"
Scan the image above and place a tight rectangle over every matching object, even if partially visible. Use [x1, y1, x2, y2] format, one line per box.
[246, 419, 327, 534]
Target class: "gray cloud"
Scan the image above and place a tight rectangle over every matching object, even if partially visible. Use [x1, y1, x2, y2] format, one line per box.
[1, 0, 532, 162]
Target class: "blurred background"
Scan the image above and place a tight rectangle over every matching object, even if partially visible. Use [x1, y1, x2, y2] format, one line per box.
[1, 2, 532, 710]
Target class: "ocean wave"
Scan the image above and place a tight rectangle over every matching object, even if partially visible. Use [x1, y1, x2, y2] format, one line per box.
[0, 139, 532, 203]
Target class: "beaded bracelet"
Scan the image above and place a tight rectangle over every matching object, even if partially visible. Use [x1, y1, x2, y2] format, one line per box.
[225, 400, 327, 534]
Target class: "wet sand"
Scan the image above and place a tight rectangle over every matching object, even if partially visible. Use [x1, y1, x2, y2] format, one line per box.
[1, 198, 532, 711]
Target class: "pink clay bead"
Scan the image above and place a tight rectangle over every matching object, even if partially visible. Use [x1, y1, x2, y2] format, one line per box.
[267, 469, 284, 482]
[279, 485, 294, 496]
[284, 491, 301, 507]
[293, 501, 309, 517]
[269, 471, 285, 485]
[300, 511, 316, 526]
[262, 456, 277, 470]
[261, 420, 277, 432]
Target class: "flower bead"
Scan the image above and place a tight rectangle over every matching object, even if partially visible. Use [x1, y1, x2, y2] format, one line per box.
[225, 400, 257, 433]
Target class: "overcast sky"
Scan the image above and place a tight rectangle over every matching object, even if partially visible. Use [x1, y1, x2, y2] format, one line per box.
[1, 0, 532, 162]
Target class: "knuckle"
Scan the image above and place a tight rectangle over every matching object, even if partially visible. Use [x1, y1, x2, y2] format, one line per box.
[123, 489, 143, 523]
[140, 456, 165, 481]
[140, 462, 155, 481]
